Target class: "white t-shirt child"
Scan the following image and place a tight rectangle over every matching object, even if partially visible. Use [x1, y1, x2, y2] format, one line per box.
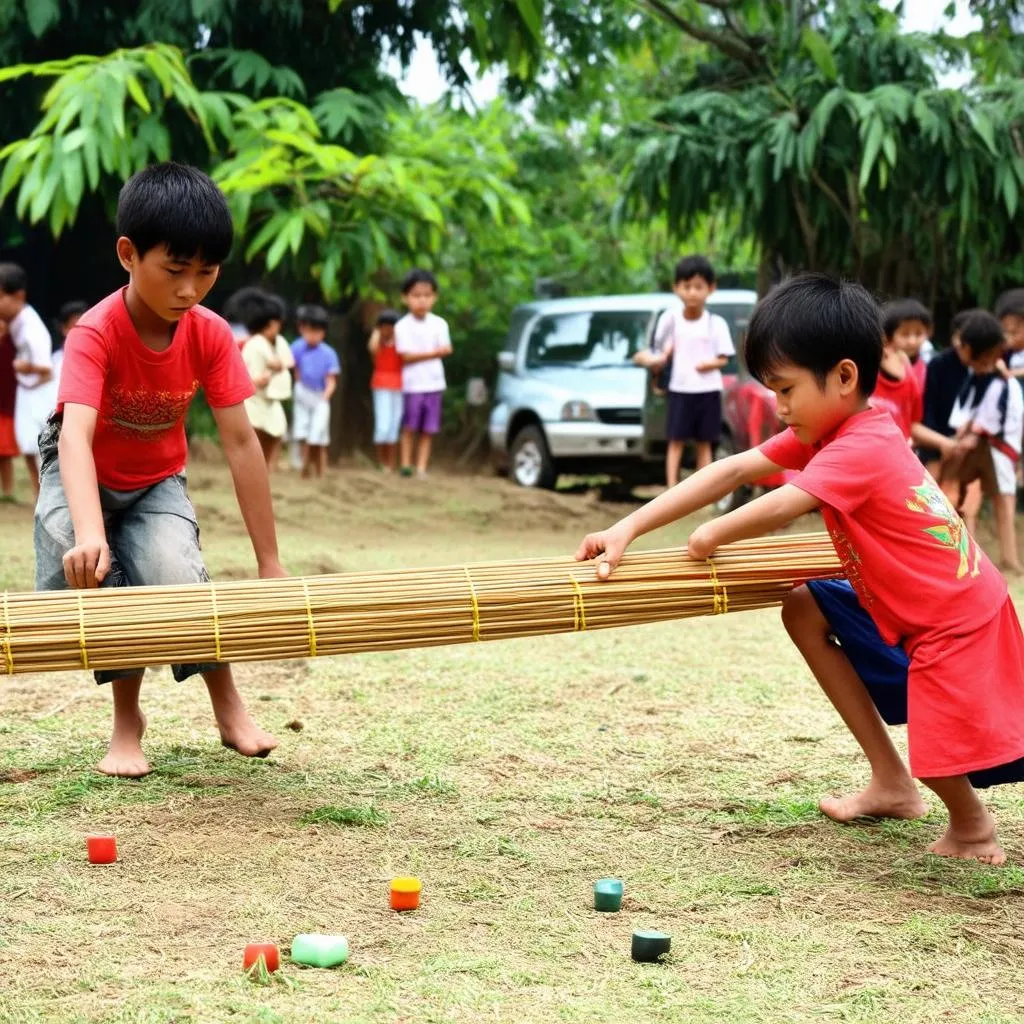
[949, 372, 1024, 495]
[395, 312, 451, 394]
[653, 308, 734, 394]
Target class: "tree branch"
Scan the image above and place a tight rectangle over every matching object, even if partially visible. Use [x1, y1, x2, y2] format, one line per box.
[635, 0, 763, 70]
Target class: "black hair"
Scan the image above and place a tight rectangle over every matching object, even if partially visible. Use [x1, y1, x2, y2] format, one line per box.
[223, 286, 267, 326]
[376, 308, 401, 327]
[0, 262, 28, 295]
[949, 308, 978, 340]
[116, 162, 233, 265]
[295, 303, 329, 329]
[994, 288, 1024, 320]
[674, 254, 716, 286]
[242, 291, 286, 335]
[57, 299, 89, 324]
[957, 310, 1005, 359]
[401, 268, 438, 294]
[882, 298, 932, 339]
[744, 274, 883, 398]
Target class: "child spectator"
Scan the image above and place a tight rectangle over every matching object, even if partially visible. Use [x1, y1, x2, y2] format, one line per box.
[0, 263, 53, 497]
[995, 288, 1024, 377]
[871, 309, 954, 458]
[578, 274, 1024, 865]
[883, 299, 933, 392]
[946, 310, 1023, 573]
[241, 291, 293, 473]
[0, 323, 15, 501]
[290, 303, 338, 478]
[35, 162, 284, 777]
[368, 308, 403, 472]
[396, 269, 451, 479]
[647, 255, 734, 488]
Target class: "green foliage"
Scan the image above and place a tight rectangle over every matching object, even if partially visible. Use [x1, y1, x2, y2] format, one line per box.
[623, 0, 1024, 306]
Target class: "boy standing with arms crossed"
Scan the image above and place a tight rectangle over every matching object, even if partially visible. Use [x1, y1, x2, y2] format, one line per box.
[396, 269, 451, 479]
[646, 256, 734, 489]
[35, 162, 284, 777]
[579, 275, 1024, 864]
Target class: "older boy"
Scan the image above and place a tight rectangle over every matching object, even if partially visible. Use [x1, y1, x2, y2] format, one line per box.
[646, 256, 734, 488]
[578, 275, 1024, 864]
[36, 162, 285, 777]
[396, 268, 451, 479]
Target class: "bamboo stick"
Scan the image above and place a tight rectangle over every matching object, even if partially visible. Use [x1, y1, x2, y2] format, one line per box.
[0, 533, 841, 677]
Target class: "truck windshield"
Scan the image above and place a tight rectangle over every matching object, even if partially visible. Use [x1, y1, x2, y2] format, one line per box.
[525, 310, 652, 369]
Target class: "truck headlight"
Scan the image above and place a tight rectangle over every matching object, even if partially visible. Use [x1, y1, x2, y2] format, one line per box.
[561, 401, 597, 421]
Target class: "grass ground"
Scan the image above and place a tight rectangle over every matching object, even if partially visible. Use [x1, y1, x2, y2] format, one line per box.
[1, 457, 1023, 1024]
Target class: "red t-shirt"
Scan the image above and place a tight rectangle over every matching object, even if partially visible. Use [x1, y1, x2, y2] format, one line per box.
[58, 289, 254, 490]
[760, 408, 1006, 647]
[371, 342, 403, 391]
[869, 367, 922, 441]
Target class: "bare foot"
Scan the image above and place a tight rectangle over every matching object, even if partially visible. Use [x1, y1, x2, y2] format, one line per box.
[820, 780, 928, 823]
[219, 717, 278, 759]
[96, 711, 149, 778]
[928, 810, 1006, 865]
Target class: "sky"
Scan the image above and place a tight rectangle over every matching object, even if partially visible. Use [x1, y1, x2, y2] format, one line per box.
[386, 0, 982, 105]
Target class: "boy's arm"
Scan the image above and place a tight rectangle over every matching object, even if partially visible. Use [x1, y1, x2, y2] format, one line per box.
[696, 355, 729, 373]
[323, 372, 338, 404]
[910, 422, 956, 456]
[400, 349, 450, 365]
[210, 403, 286, 578]
[576, 448, 789, 574]
[58, 403, 111, 588]
[686, 485, 820, 559]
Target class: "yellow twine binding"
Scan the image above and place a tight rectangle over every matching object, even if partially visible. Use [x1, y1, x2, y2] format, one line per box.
[2, 590, 13, 676]
[211, 582, 222, 662]
[707, 559, 729, 615]
[465, 568, 481, 642]
[302, 578, 318, 658]
[77, 591, 89, 670]
[570, 577, 587, 632]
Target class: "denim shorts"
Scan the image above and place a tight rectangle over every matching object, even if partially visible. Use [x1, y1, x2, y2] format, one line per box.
[372, 388, 403, 445]
[34, 417, 220, 684]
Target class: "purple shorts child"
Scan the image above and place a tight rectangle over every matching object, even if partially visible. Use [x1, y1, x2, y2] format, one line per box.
[403, 391, 443, 435]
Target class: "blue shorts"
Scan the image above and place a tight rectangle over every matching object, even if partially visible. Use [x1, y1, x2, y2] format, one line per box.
[806, 578, 1024, 788]
[34, 418, 220, 685]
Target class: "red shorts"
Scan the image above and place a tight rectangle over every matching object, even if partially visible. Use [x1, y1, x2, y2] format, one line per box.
[907, 597, 1024, 778]
[0, 413, 16, 457]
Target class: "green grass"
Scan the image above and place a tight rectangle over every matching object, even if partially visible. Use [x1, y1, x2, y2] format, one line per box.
[0, 460, 1023, 1023]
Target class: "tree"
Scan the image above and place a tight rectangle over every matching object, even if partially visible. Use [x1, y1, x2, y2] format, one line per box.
[621, 0, 1024, 310]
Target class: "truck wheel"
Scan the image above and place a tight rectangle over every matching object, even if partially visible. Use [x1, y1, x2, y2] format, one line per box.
[509, 425, 557, 489]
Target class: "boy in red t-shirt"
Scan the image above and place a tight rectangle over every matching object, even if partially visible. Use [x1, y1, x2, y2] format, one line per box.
[577, 274, 1024, 865]
[34, 162, 286, 778]
[368, 308, 403, 471]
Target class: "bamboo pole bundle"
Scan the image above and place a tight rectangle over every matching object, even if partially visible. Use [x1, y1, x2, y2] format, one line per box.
[1, 533, 841, 678]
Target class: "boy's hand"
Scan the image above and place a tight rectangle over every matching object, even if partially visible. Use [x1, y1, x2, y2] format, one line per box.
[258, 559, 289, 579]
[12, 359, 30, 374]
[63, 538, 111, 589]
[437, 346, 453, 358]
[575, 523, 633, 579]
[686, 524, 717, 560]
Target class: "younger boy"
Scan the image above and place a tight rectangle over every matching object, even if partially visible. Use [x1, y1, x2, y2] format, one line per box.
[647, 256, 734, 488]
[290, 304, 339, 479]
[35, 162, 284, 778]
[0, 263, 53, 496]
[995, 288, 1024, 377]
[578, 274, 1024, 864]
[369, 308, 403, 471]
[883, 298, 933, 391]
[945, 310, 1023, 573]
[396, 269, 451, 479]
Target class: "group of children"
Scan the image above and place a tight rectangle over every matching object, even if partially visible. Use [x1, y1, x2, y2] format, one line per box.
[8, 158, 1024, 868]
[226, 269, 452, 480]
[0, 268, 86, 500]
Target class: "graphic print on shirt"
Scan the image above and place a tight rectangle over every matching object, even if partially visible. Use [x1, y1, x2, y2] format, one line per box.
[106, 380, 200, 440]
[905, 474, 981, 579]
[830, 527, 872, 607]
